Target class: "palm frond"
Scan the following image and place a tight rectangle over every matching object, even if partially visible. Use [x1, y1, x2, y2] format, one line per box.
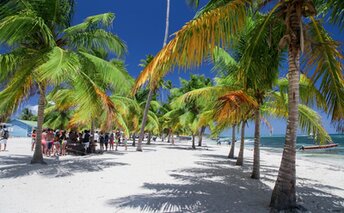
[65, 29, 127, 57]
[0, 59, 36, 114]
[277, 74, 327, 110]
[303, 18, 344, 127]
[174, 86, 229, 106]
[64, 12, 115, 34]
[298, 104, 332, 144]
[214, 90, 257, 123]
[78, 51, 133, 94]
[36, 47, 80, 84]
[0, 10, 54, 46]
[211, 46, 239, 76]
[133, 0, 250, 93]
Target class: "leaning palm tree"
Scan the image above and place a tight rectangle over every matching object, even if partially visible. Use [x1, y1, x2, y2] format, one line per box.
[133, 0, 343, 210]
[0, 1, 129, 164]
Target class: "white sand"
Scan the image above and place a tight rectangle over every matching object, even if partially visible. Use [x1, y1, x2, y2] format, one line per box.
[0, 138, 343, 213]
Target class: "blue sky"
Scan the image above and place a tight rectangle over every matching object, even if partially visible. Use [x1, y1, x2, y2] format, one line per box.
[8, 1, 343, 136]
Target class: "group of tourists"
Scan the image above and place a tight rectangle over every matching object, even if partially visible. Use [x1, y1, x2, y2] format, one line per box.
[31, 128, 128, 157]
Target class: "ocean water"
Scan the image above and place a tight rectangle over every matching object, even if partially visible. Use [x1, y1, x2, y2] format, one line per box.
[217, 134, 344, 158]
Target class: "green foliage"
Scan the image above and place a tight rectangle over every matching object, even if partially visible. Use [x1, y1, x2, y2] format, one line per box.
[19, 108, 37, 121]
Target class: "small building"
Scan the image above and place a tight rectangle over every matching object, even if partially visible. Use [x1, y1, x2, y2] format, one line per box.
[8, 119, 37, 137]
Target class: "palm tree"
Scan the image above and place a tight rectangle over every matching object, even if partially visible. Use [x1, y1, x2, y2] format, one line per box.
[171, 75, 213, 148]
[0, 1, 128, 164]
[133, 0, 343, 210]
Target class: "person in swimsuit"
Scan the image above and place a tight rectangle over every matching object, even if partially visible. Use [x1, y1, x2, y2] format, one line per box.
[60, 130, 67, 156]
[122, 134, 128, 151]
[109, 132, 114, 151]
[46, 129, 55, 157]
[31, 129, 36, 151]
[41, 129, 47, 155]
[53, 130, 61, 156]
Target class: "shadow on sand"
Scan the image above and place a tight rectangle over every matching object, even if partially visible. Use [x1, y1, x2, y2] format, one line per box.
[0, 154, 129, 179]
[107, 154, 344, 213]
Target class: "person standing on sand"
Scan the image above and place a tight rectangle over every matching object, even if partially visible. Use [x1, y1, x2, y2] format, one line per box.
[41, 129, 47, 155]
[53, 130, 61, 156]
[104, 132, 109, 151]
[94, 131, 99, 145]
[115, 130, 121, 144]
[123, 135, 128, 151]
[99, 132, 105, 151]
[109, 132, 114, 150]
[60, 130, 67, 156]
[46, 129, 54, 157]
[82, 130, 91, 153]
[0, 125, 9, 151]
[31, 129, 36, 151]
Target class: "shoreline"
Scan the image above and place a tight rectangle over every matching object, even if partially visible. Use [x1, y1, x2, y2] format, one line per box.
[0, 137, 343, 212]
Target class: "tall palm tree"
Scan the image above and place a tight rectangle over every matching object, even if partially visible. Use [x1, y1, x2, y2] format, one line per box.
[136, 0, 172, 151]
[133, 0, 343, 210]
[0, 1, 129, 164]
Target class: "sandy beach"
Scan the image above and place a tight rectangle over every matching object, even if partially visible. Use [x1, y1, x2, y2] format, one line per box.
[0, 137, 343, 213]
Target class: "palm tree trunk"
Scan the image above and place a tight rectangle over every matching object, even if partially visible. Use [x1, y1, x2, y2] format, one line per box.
[198, 126, 206, 146]
[31, 84, 46, 164]
[137, 89, 154, 151]
[191, 134, 196, 149]
[137, 0, 170, 150]
[270, 7, 300, 210]
[251, 106, 261, 179]
[163, 0, 170, 47]
[236, 121, 246, 166]
[137, 0, 170, 151]
[167, 129, 171, 143]
[147, 132, 151, 145]
[228, 124, 236, 158]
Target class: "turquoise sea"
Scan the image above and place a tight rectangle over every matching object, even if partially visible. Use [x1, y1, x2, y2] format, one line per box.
[217, 134, 344, 158]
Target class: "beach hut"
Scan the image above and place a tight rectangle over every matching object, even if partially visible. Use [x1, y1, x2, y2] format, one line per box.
[8, 119, 37, 137]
